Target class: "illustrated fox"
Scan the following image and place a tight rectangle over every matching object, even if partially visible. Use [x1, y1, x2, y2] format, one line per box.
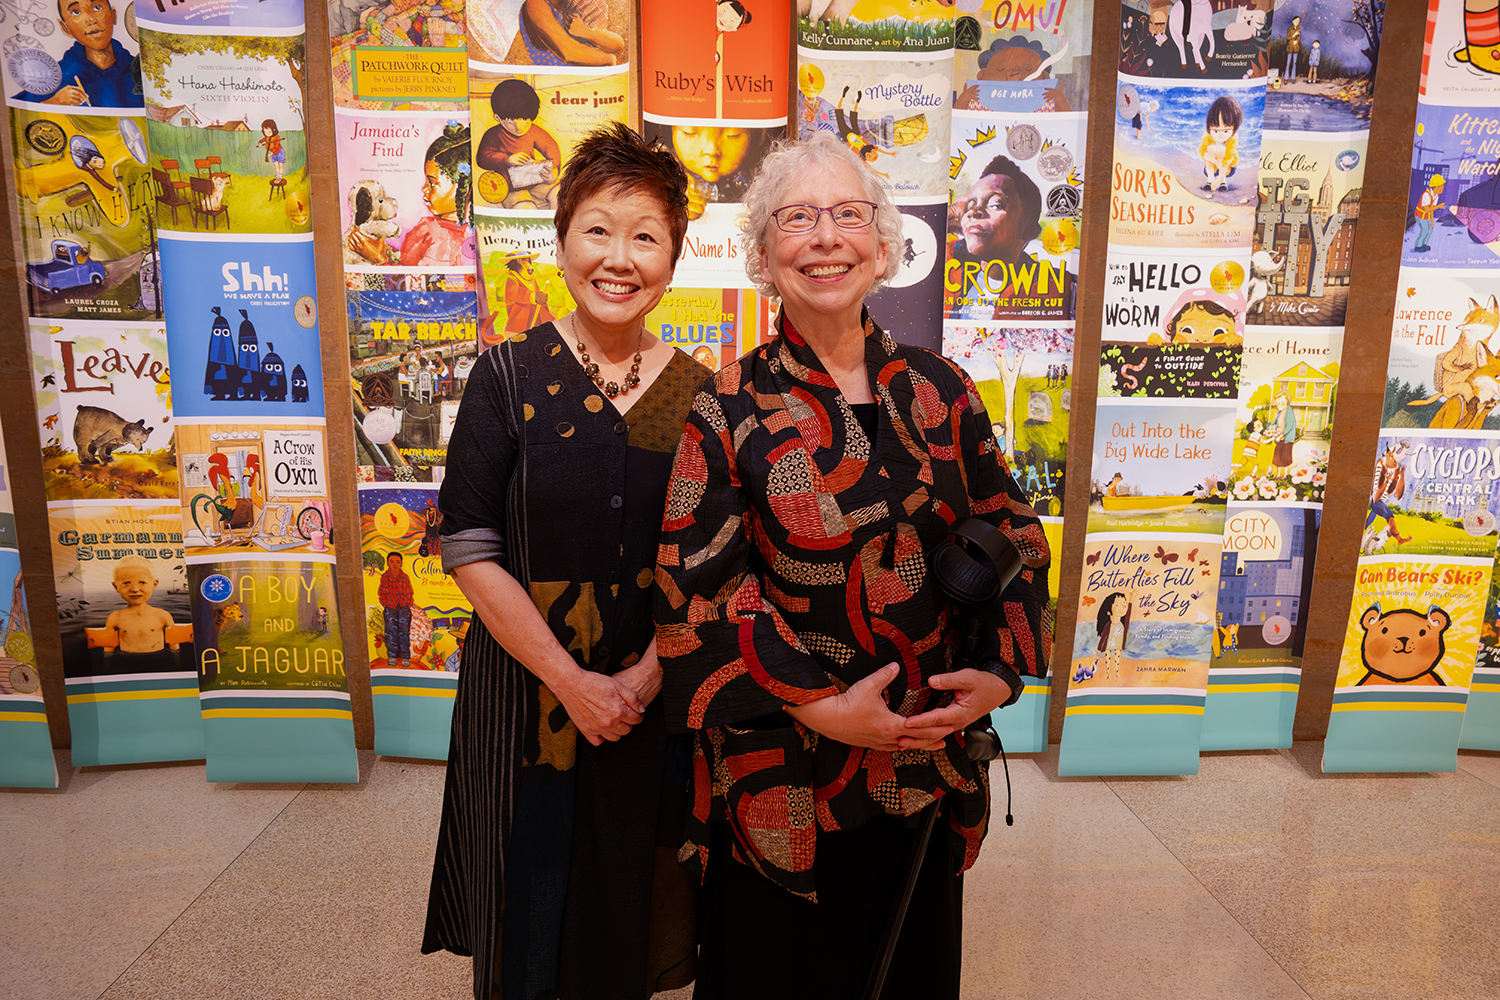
[1408, 295, 1500, 429]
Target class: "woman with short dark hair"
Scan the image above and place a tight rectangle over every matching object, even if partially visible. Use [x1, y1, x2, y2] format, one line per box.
[423, 122, 707, 1000]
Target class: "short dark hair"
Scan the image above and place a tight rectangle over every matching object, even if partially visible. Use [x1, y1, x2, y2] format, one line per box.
[490, 79, 541, 120]
[980, 154, 1042, 227]
[1206, 96, 1243, 132]
[387, 552, 402, 564]
[555, 121, 690, 266]
[1168, 297, 1237, 332]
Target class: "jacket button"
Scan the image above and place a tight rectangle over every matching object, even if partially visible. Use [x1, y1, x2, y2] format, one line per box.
[615, 420, 627, 434]
[610, 495, 623, 509]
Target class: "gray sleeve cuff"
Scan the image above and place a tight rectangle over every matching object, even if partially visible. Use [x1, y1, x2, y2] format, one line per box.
[441, 528, 507, 573]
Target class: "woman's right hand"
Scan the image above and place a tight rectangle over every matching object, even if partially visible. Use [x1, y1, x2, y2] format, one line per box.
[785, 664, 950, 753]
[556, 668, 645, 746]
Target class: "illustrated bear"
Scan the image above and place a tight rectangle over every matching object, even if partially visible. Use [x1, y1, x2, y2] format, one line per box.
[1356, 604, 1450, 686]
[73, 406, 152, 465]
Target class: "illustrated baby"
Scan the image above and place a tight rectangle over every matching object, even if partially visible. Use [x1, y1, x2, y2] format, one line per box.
[105, 556, 178, 652]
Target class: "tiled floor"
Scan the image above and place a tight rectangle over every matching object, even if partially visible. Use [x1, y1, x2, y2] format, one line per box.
[5, 745, 1498, 999]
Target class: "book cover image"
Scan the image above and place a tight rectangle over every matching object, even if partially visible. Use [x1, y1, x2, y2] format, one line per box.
[469, 70, 628, 214]
[1212, 504, 1317, 669]
[945, 111, 1082, 323]
[328, 0, 470, 111]
[1336, 555, 1489, 690]
[867, 200, 947, 353]
[139, 29, 313, 235]
[795, 54, 952, 201]
[1098, 343, 1238, 400]
[944, 325, 1072, 515]
[1251, 131, 1367, 328]
[347, 287, 479, 472]
[952, 0, 1090, 115]
[336, 111, 476, 272]
[1403, 103, 1500, 268]
[1118, 0, 1273, 81]
[1100, 248, 1248, 344]
[1420, 0, 1500, 108]
[644, 288, 745, 370]
[1069, 536, 1221, 690]
[1110, 77, 1266, 249]
[2, 0, 145, 110]
[136, 0, 310, 30]
[359, 485, 471, 672]
[50, 502, 192, 679]
[159, 237, 326, 420]
[1381, 269, 1500, 432]
[31, 319, 178, 503]
[474, 214, 572, 339]
[1263, 0, 1384, 131]
[1089, 398, 1233, 534]
[11, 108, 156, 321]
[188, 560, 346, 691]
[1355, 432, 1500, 559]
[642, 0, 788, 121]
[1230, 331, 1340, 498]
[796, 0, 954, 55]
[175, 422, 335, 560]
[465, 0, 631, 68]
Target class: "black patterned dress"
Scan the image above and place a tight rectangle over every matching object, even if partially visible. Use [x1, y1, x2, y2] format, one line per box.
[423, 325, 709, 1000]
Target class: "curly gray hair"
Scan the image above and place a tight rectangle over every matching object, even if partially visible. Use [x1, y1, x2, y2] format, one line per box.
[737, 131, 905, 298]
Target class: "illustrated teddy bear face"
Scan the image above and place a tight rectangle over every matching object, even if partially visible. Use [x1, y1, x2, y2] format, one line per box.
[351, 181, 399, 225]
[1359, 605, 1449, 682]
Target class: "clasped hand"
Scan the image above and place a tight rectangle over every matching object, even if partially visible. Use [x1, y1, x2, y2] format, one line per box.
[786, 663, 1014, 753]
[555, 650, 663, 746]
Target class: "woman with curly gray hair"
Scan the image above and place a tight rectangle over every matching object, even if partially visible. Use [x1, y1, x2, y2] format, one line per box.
[654, 131, 1052, 998]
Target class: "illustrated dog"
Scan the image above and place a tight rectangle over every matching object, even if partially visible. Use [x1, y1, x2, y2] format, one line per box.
[344, 180, 401, 264]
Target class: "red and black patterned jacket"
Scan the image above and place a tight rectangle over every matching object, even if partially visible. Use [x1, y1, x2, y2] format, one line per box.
[655, 313, 1051, 899]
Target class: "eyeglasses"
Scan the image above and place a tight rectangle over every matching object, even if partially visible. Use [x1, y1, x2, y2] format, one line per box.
[770, 201, 877, 233]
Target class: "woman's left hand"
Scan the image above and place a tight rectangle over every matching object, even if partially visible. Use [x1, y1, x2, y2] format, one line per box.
[898, 669, 1015, 751]
[615, 647, 663, 708]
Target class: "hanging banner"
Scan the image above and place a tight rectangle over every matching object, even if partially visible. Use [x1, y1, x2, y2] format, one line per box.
[1060, 0, 1273, 776]
[328, 0, 477, 759]
[0, 425, 53, 788]
[1329, 0, 1499, 769]
[140, 0, 357, 782]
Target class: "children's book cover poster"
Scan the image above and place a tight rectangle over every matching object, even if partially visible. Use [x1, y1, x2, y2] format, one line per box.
[952, 0, 1090, 114]
[30, 319, 178, 503]
[1420, 0, 1500, 107]
[1230, 331, 1340, 498]
[1402, 103, 1500, 269]
[1355, 432, 1500, 559]
[1118, 0, 1273, 81]
[136, 0, 309, 30]
[1263, 0, 1383, 131]
[175, 422, 335, 560]
[1335, 555, 1489, 690]
[468, 69, 628, 214]
[188, 559, 347, 692]
[474, 214, 572, 338]
[1212, 503, 1316, 667]
[1474, 559, 1500, 667]
[795, 53, 952, 201]
[1069, 536, 1220, 691]
[1098, 342, 1238, 400]
[1381, 270, 1500, 432]
[159, 236, 326, 419]
[796, 0, 954, 54]
[335, 111, 476, 271]
[642, 118, 782, 290]
[465, 0, 630, 68]
[50, 502, 192, 679]
[644, 288, 745, 370]
[866, 200, 947, 353]
[945, 111, 1082, 323]
[1250, 131, 1366, 328]
[943, 324, 1072, 515]
[1110, 77, 1266, 249]
[11, 107, 156, 320]
[641, 0, 788, 121]
[0, 556, 40, 700]
[359, 485, 471, 672]
[1100, 247, 1248, 344]
[138, 29, 312, 235]
[328, 0, 470, 111]
[3, 0, 145, 109]
[1089, 398, 1233, 534]
[348, 288, 478, 471]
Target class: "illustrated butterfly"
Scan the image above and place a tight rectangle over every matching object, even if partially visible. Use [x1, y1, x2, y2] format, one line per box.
[1187, 547, 1199, 562]
[1154, 546, 1178, 566]
[1199, 559, 1210, 567]
[1081, 595, 1097, 607]
[1086, 551, 1102, 566]
[1191, 591, 1204, 601]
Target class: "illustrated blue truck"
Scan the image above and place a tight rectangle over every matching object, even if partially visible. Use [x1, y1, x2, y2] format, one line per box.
[28, 240, 106, 294]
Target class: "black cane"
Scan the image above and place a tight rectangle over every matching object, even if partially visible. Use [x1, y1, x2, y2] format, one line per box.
[862, 799, 941, 1000]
